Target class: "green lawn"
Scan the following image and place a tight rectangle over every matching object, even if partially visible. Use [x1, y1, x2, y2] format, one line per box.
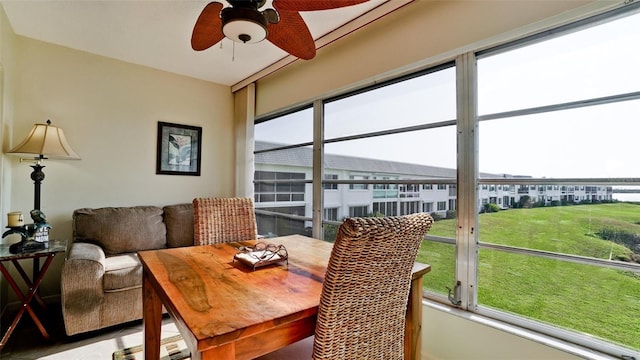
[416, 203, 640, 351]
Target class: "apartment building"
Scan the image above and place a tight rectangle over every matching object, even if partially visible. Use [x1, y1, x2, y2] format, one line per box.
[254, 141, 613, 228]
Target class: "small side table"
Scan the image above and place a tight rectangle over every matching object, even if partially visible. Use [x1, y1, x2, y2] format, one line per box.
[0, 239, 67, 350]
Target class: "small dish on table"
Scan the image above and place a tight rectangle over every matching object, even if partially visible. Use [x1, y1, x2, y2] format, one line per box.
[233, 242, 288, 270]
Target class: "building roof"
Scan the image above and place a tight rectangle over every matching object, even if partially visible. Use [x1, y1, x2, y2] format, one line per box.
[255, 141, 457, 178]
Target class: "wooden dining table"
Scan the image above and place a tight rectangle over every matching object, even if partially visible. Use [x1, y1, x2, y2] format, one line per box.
[139, 234, 430, 360]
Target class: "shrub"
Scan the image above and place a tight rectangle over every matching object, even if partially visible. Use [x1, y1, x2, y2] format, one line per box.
[446, 210, 457, 219]
[532, 201, 545, 208]
[597, 227, 640, 255]
[323, 224, 339, 243]
[518, 195, 532, 208]
[483, 203, 500, 213]
[614, 254, 632, 262]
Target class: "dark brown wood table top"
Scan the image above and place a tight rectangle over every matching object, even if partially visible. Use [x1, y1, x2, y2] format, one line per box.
[139, 234, 332, 358]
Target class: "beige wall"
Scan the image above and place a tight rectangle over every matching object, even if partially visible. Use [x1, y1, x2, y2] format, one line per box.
[422, 303, 583, 360]
[0, 5, 14, 234]
[2, 33, 234, 298]
[255, 0, 602, 116]
[0, 4, 16, 307]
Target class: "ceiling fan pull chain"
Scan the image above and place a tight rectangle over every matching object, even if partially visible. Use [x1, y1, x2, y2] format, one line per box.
[232, 41, 236, 62]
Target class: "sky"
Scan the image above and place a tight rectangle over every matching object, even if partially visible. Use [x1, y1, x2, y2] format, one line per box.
[256, 9, 640, 188]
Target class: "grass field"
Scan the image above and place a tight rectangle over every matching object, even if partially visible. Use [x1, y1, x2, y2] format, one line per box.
[415, 203, 640, 351]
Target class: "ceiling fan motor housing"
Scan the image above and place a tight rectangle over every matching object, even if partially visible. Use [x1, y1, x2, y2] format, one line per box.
[221, 6, 269, 43]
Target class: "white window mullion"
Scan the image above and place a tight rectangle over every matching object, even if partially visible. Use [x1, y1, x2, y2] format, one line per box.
[455, 52, 479, 311]
[312, 99, 324, 240]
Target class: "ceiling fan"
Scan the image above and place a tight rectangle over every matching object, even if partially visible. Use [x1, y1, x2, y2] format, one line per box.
[191, 0, 369, 60]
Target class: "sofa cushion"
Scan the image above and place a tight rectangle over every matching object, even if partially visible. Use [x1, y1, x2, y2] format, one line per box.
[164, 203, 194, 248]
[73, 206, 166, 255]
[103, 254, 142, 292]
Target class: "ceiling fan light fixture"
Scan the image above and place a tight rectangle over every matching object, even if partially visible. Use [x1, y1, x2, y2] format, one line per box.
[221, 7, 268, 44]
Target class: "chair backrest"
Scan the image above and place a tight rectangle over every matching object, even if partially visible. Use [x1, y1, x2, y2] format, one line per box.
[312, 212, 434, 360]
[192, 197, 258, 245]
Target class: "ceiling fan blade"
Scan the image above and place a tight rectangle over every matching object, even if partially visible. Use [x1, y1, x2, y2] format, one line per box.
[191, 2, 225, 51]
[266, 10, 316, 60]
[272, 0, 369, 12]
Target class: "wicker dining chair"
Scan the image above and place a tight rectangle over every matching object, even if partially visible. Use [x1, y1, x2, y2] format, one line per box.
[258, 212, 434, 360]
[192, 197, 258, 245]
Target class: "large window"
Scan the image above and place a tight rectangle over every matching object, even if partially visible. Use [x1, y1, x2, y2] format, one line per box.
[348, 205, 368, 217]
[349, 175, 369, 190]
[253, 3, 640, 357]
[254, 107, 313, 237]
[373, 201, 397, 216]
[323, 208, 338, 221]
[323, 65, 458, 292]
[476, 7, 640, 354]
[323, 174, 338, 190]
[254, 171, 305, 203]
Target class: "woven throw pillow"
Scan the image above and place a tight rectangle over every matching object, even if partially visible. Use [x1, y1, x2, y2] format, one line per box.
[73, 206, 166, 255]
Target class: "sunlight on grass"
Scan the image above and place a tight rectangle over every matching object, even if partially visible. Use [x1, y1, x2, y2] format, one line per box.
[478, 251, 640, 350]
[417, 241, 454, 296]
[419, 203, 640, 351]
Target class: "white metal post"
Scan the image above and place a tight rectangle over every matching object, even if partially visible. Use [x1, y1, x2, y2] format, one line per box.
[455, 52, 479, 311]
[312, 100, 324, 240]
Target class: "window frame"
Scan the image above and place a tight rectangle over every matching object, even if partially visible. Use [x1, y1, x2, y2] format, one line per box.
[469, 5, 640, 356]
[323, 174, 339, 190]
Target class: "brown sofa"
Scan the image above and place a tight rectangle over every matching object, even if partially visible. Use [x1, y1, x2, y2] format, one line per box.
[61, 203, 194, 336]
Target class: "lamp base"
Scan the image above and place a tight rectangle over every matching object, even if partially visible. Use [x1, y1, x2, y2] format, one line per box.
[9, 240, 45, 254]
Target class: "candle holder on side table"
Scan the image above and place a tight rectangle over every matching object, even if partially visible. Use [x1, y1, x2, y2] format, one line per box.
[3, 209, 51, 254]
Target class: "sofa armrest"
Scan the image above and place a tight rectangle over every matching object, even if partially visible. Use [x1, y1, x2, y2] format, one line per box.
[61, 242, 107, 335]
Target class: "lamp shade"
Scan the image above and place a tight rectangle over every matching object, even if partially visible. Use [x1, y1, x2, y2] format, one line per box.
[8, 120, 80, 159]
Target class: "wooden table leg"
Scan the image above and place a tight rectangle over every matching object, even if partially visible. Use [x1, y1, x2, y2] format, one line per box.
[405, 273, 424, 360]
[0, 262, 24, 349]
[12, 259, 48, 310]
[0, 255, 55, 349]
[143, 269, 163, 360]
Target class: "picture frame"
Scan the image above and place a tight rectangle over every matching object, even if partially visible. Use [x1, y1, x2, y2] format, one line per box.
[156, 121, 202, 176]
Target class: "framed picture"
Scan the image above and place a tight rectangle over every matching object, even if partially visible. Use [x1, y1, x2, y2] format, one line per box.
[156, 121, 202, 176]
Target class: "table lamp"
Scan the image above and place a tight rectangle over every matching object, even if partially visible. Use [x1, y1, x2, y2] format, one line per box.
[4, 119, 80, 253]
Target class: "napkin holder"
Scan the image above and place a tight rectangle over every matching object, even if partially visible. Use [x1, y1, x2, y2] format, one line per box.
[233, 242, 288, 270]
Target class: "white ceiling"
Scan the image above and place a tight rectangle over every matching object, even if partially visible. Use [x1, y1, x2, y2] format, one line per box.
[0, 0, 389, 86]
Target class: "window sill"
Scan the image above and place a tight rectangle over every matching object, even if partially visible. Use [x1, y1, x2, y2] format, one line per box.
[423, 300, 626, 360]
